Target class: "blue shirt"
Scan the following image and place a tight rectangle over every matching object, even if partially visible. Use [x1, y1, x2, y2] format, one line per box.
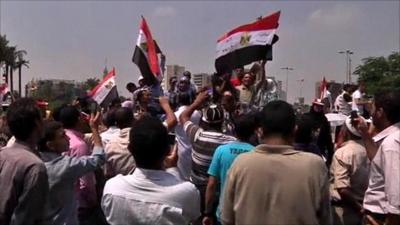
[207, 141, 254, 219]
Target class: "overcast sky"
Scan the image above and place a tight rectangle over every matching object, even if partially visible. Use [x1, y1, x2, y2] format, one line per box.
[1, 1, 399, 103]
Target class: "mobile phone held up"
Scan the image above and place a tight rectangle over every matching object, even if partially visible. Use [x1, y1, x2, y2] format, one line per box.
[90, 102, 99, 114]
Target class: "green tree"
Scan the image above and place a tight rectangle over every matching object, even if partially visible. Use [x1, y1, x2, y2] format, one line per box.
[353, 52, 400, 94]
[83, 77, 100, 91]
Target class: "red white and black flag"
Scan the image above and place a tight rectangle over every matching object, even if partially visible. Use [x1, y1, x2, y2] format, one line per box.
[320, 76, 328, 99]
[215, 11, 281, 74]
[132, 16, 164, 85]
[88, 67, 118, 107]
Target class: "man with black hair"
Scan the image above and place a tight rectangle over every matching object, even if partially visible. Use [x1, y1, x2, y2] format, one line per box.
[356, 91, 400, 225]
[104, 107, 136, 179]
[0, 98, 49, 225]
[102, 116, 200, 225]
[221, 100, 331, 225]
[180, 91, 236, 221]
[39, 113, 105, 225]
[203, 114, 256, 225]
[174, 92, 201, 180]
[59, 105, 98, 221]
[100, 109, 119, 146]
[335, 84, 353, 116]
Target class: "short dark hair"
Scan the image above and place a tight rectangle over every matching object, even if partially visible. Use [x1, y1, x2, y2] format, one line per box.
[234, 114, 256, 141]
[260, 100, 296, 138]
[128, 116, 169, 169]
[295, 114, 314, 144]
[6, 98, 42, 141]
[38, 121, 63, 152]
[59, 106, 80, 129]
[115, 107, 134, 129]
[177, 92, 191, 106]
[103, 109, 117, 128]
[374, 90, 400, 124]
[126, 82, 136, 92]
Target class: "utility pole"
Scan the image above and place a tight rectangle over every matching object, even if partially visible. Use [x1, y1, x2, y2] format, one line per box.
[280, 67, 294, 99]
[338, 50, 354, 83]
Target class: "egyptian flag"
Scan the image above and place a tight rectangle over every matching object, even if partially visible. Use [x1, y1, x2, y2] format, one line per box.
[215, 11, 280, 74]
[132, 17, 163, 85]
[88, 67, 118, 107]
[320, 77, 328, 99]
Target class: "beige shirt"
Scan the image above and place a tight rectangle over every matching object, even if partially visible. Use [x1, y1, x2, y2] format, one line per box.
[235, 85, 254, 104]
[330, 140, 370, 202]
[363, 122, 400, 215]
[104, 128, 135, 178]
[222, 144, 331, 225]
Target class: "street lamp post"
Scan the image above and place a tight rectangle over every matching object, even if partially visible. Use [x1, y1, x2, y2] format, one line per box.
[338, 50, 354, 83]
[280, 67, 294, 99]
[297, 79, 305, 99]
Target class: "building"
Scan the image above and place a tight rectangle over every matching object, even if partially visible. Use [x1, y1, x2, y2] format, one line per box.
[315, 80, 342, 102]
[192, 73, 211, 89]
[162, 64, 185, 90]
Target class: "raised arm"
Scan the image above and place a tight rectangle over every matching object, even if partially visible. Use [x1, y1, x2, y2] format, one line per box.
[180, 91, 208, 125]
[159, 96, 177, 130]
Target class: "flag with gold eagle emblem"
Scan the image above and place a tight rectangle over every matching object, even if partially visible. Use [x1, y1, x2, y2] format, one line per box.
[215, 11, 280, 74]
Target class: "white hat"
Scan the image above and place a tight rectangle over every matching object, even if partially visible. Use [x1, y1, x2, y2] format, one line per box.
[345, 116, 362, 137]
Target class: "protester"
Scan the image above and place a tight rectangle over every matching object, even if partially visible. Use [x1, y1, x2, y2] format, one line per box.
[305, 99, 334, 166]
[211, 73, 239, 103]
[352, 81, 371, 118]
[102, 116, 200, 225]
[174, 92, 201, 180]
[330, 116, 370, 225]
[183, 70, 198, 97]
[221, 100, 331, 225]
[39, 114, 105, 225]
[59, 105, 99, 222]
[180, 91, 236, 220]
[0, 98, 49, 225]
[203, 114, 256, 225]
[356, 90, 400, 225]
[251, 61, 279, 109]
[235, 71, 255, 104]
[167, 76, 179, 110]
[126, 82, 137, 94]
[100, 109, 119, 146]
[294, 113, 323, 157]
[177, 76, 195, 103]
[335, 84, 353, 116]
[104, 107, 136, 179]
[220, 91, 237, 135]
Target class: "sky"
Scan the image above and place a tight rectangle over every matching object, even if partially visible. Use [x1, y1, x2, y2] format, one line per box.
[1, 0, 399, 103]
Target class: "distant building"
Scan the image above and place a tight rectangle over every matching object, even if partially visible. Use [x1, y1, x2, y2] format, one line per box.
[162, 64, 185, 90]
[192, 73, 211, 89]
[315, 80, 342, 102]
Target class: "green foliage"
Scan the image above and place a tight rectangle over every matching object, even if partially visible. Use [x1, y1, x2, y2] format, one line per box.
[353, 52, 400, 94]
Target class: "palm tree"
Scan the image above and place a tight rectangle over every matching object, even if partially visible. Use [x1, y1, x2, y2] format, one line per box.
[5, 45, 16, 93]
[15, 50, 29, 97]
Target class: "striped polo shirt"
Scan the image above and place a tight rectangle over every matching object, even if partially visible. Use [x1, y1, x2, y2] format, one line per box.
[184, 121, 236, 186]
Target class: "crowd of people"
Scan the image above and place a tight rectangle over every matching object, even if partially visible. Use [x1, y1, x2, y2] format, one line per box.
[0, 61, 399, 225]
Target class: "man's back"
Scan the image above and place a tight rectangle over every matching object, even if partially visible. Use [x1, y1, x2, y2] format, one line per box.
[0, 142, 49, 225]
[222, 144, 331, 225]
[102, 168, 200, 225]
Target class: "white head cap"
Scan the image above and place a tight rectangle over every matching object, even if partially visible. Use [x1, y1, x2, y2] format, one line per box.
[345, 116, 362, 137]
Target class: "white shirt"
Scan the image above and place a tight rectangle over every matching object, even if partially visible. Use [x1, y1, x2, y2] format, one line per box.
[363, 122, 400, 215]
[100, 126, 120, 147]
[174, 106, 201, 180]
[334, 91, 352, 115]
[102, 168, 200, 225]
[352, 89, 364, 114]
